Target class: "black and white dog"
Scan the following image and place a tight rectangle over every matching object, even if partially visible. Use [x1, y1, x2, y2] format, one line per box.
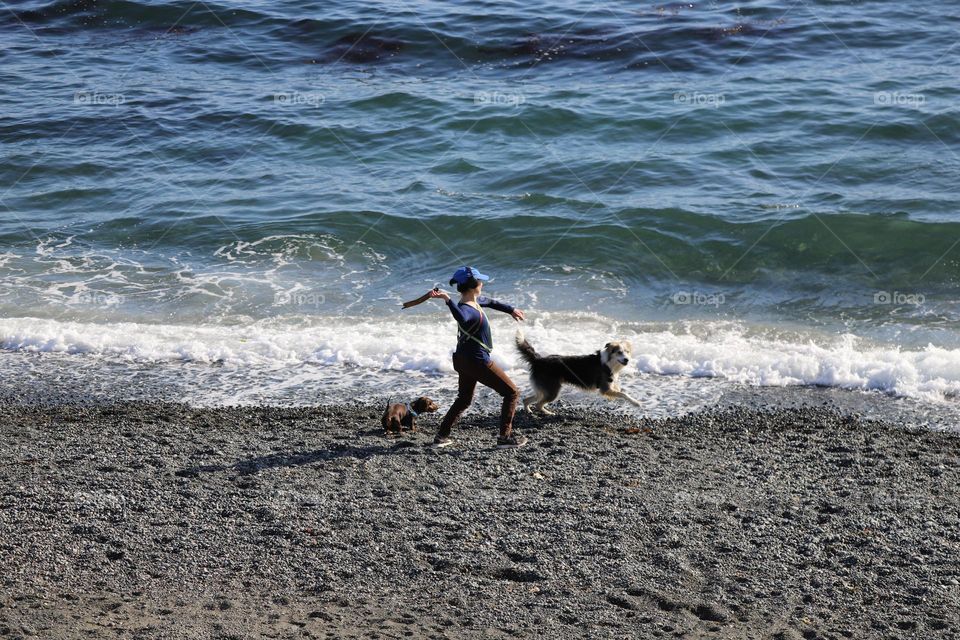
[515, 331, 641, 414]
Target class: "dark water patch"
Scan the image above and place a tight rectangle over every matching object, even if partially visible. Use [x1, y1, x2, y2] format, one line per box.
[320, 32, 405, 64]
[443, 105, 598, 137]
[428, 158, 485, 175]
[19, 186, 116, 207]
[6, 0, 807, 73]
[0, 113, 136, 145]
[343, 90, 448, 113]
[10, 0, 262, 31]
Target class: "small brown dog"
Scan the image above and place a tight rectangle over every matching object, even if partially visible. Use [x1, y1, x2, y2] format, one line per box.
[381, 396, 439, 436]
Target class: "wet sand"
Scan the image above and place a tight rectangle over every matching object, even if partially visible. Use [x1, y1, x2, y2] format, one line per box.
[1, 401, 958, 639]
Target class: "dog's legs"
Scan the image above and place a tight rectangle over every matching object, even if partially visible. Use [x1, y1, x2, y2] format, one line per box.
[536, 385, 561, 415]
[539, 404, 556, 415]
[523, 379, 545, 416]
[604, 390, 642, 407]
[523, 392, 540, 414]
[409, 418, 416, 433]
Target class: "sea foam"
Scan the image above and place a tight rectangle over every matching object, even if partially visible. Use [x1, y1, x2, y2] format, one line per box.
[1, 313, 959, 403]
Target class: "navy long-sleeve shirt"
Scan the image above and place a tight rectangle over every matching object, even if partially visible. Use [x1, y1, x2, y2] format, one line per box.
[446, 295, 515, 362]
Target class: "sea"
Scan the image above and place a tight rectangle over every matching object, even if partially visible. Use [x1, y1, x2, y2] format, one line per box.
[2, 0, 959, 425]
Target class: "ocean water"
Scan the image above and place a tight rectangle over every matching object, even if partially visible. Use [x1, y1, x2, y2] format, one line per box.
[1, 0, 959, 420]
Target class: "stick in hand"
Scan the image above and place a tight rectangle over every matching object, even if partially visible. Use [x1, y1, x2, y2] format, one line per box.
[401, 286, 441, 309]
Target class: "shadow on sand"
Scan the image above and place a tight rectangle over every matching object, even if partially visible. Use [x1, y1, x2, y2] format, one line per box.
[175, 435, 422, 477]
[174, 412, 557, 478]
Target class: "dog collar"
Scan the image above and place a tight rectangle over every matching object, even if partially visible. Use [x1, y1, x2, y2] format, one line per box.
[405, 402, 418, 417]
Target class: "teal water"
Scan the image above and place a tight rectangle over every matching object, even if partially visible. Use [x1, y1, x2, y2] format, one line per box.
[1, 1, 959, 409]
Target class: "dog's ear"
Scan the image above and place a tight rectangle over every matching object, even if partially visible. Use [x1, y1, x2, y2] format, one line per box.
[412, 397, 429, 413]
[604, 343, 611, 350]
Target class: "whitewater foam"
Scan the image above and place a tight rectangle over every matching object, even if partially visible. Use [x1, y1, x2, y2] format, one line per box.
[1, 314, 960, 404]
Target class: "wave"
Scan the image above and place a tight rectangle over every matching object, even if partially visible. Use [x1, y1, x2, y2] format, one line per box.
[4, 0, 810, 70]
[2, 314, 960, 403]
[273, 209, 960, 288]
[4, 210, 960, 293]
[10, 0, 261, 31]
[7, 0, 950, 82]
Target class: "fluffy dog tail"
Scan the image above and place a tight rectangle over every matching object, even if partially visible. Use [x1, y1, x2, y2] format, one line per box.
[515, 330, 539, 365]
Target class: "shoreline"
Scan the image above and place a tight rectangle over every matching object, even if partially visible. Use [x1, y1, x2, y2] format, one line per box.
[1, 401, 958, 639]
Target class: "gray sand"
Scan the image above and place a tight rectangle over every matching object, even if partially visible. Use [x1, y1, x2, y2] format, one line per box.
[1, 401, 958, 639]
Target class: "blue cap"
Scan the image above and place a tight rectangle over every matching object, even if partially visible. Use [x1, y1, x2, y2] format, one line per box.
[449, 266, 490, 285]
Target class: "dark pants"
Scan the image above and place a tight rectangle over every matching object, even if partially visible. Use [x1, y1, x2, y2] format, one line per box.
[437, 352, 519, 438]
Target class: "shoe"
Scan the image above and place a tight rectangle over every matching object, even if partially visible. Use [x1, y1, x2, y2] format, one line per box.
[496, 434, 528, 449]
[432, 436, 454, 448]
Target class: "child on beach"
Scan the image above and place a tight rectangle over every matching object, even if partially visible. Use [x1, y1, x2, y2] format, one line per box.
[427, 266, 528, 449]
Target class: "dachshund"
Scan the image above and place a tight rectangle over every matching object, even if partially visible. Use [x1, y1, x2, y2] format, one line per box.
[381, 396, 439, 436]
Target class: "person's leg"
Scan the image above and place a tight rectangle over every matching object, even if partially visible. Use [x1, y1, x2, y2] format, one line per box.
[474, 359, 520, 438]
[436, 354, 478, 439]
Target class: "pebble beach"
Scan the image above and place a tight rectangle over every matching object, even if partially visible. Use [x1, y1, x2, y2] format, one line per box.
[1, 401, 958, 639]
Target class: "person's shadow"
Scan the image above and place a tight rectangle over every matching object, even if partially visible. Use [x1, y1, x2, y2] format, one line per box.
[175, 433, 422, 477]
[174, 410, 555, 478]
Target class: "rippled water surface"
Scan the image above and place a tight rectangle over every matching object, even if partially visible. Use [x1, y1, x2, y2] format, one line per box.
[2, 1, 959, 415]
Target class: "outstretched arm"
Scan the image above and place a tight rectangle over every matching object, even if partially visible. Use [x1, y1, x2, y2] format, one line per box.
[478, 295, 524, 322]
